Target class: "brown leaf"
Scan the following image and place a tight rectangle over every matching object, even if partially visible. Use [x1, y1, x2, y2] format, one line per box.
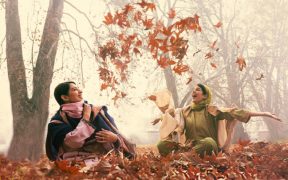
[236, 56, 246, 71]
[256, 73, 264, 80]
[205, 52, 213, 59]
[186, 77, 193, 85]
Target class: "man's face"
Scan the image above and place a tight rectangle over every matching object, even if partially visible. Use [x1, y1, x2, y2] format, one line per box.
[62, 83, 83, 103]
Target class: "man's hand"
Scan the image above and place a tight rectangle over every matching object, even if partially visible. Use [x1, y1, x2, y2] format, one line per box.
[95, 129, 118, 143]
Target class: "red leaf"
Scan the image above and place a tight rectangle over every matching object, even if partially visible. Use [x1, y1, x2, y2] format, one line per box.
[100, 83, 109, 91]
[123, 4, 134, 14]
[210, 39, 217, 49]
[205, 52, 213, 59]
[134, 11, 143, 23]
[133, 47, 141, 56]
[137, 0, 156, 11]
[173, 64, 189, 75]
[143, 18, 154, 30]
[148, 95, 157, 101]
[238, 139, 251, 146]
[236, 56, 246, 71]
[55, 160, 80, 174]
[168, 9, 176, 19]
[135, 40, 142, 47]
[157, 56, 171, 68]
[210, 62, 217, 68]
[103, 12, 114, 25]
[214, 21, 222, 28]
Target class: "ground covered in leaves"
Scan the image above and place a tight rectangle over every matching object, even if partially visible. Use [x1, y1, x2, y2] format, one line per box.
[1, 141, 288, 179]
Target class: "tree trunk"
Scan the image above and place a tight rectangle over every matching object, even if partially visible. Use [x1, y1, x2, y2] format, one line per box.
[164, 67, 179, 107]
[6, 0, 64, 161]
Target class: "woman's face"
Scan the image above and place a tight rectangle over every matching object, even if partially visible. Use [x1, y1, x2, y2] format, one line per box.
[192, 85, 206, 104]
[63, 83, 83, 103]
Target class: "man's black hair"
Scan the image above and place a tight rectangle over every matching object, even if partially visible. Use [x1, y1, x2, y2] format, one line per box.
[54, 81, 76, 105]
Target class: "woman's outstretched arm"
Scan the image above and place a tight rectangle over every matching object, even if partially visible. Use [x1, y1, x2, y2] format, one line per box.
[249, 111, 281, 121]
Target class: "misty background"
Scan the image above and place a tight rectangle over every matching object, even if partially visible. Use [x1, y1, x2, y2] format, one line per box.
[0, 0, 287, 155]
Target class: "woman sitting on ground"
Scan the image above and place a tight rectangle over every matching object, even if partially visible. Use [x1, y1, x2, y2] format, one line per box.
[46, 81, 135, 161]
[152, 84, 281, 157]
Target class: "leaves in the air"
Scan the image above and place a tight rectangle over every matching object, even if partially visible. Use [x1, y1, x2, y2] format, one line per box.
[168, 9, 176, 19]
[173, 64, 189, 75]
[103, 12, 114, 25]
[256, 73, 264, 80]
[236, 56, 246, 71]
[214, 21, 222, 28]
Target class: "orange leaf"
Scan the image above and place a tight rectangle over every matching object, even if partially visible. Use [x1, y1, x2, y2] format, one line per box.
[157, 56, 171, 68]
[148, 95, 157, 101]
[101, 83, 109, 91]
[123, 4, 134, 14]
[173, 64, 189, 75]
[103, 12, 114, 25]
[214, 21, 222, 28]
[210, 62, 217, 68]
[161, 25, 173, 36]
[137, 0, 156, 11]
[55, 160, 80, 174]
[168, 9, 176, 19]
[236, 56, 246, 71]
[238, 139, 251, 147]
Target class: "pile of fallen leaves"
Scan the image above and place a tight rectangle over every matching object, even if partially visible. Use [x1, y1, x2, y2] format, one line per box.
[1, 141, 287, 179]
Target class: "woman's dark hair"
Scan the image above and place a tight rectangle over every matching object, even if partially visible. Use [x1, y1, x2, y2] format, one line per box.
[54, 81, 76, 105]
[197, 83, 207, 95]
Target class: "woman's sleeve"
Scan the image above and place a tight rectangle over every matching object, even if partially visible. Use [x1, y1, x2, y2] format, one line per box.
[63, 120, 95, 149]
[214, 107, 251, 123]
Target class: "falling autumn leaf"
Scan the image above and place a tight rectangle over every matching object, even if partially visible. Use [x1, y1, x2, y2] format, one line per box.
[236, 56, 246, 71]
[186, 77, 193, 85]
[168, 9, 176, 19]
[103, 12, 114, 25]
[173, 64, 189, 75]
[205, 52, 213, 59]
[148, 95, 157, 101]
[210, 62, 217, 69]
[256, 73, 264, 80]
[210, 40, 217, 49]
[214, 21, 222, 28]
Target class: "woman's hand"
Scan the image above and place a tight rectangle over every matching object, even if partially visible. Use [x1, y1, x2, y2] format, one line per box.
[263, 112, 282, 121]
[95, 129, 118, 143]
[151, 118, 161, 125]
[83, 103, 92, 121]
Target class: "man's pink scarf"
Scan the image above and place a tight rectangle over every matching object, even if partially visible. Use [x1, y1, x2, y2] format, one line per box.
[61, 101, 84, 118]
